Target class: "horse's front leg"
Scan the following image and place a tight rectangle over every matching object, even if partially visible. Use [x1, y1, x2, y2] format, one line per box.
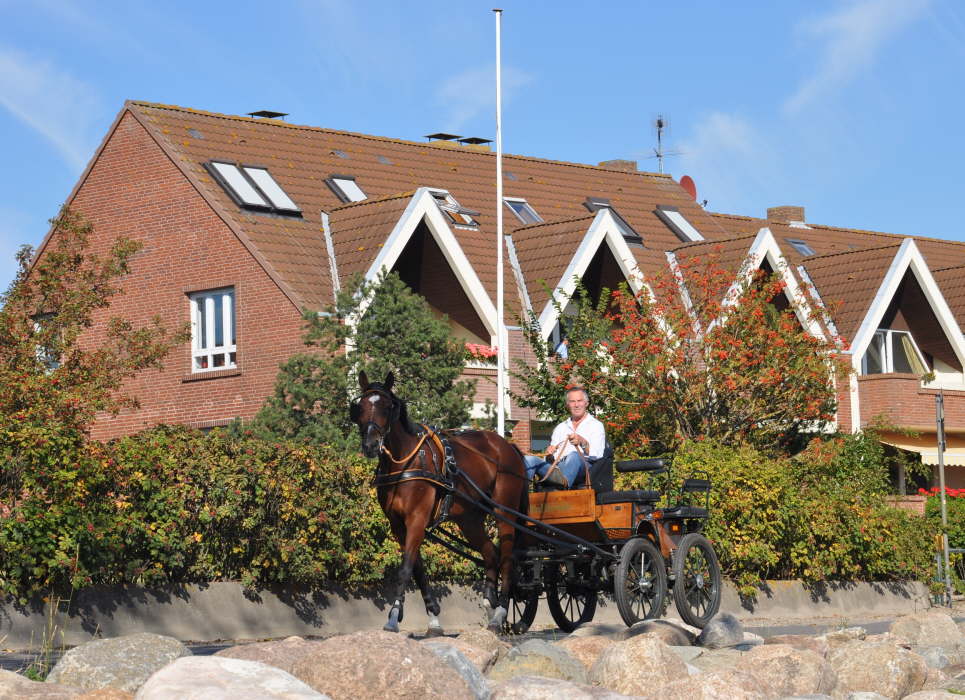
[412, 553, 443, 636]
[384, 507, 432, 634]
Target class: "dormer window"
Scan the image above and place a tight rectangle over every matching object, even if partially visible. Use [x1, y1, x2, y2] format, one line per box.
[326, 175, 367, 203]
[862, 329, 928, 375]
[504, 197, 543, 225]
[655, 206, 704, 242]
[786, 238, 816, 257]
[206, 162, 301, 215]
[429, 189, 479, 227]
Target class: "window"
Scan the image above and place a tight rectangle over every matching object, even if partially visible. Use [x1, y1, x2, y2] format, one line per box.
[786, 238, 816, 257]
[503, 197, 543, 225]
[861, 329, 928, 375]
[583, 196, 612, 212]
[655, 206, 704, 242]
[325, 175, 367, 203]
[33, 313, 60, 371]
[206, 161, 301, 215]
[190, 288, 237, 372]
[429, 190, 479, 227]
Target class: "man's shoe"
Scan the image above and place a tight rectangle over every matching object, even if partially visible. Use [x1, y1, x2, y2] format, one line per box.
[540, 468, 569, 489]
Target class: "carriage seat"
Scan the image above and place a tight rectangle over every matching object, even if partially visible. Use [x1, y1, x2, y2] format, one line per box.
[596, 489, 661, 505]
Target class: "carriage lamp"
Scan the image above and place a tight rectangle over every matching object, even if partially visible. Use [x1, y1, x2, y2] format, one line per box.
[669, 523, 682, 534]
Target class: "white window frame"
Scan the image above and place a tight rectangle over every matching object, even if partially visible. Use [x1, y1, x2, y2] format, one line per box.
[785, 238, 816, 257]
[861, 328, 928, 375]
[503, 197, 543, 225]
[206, 161, 301, 215]
[429, 188, 479, 227]
[655, 206, 704, 242]
[326, 175, 367, 203]
[190, 287, 237, 373]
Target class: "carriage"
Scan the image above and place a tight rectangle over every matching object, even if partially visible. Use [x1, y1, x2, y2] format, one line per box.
[430, 450, 723, 635]
[351, 372, 723, 636]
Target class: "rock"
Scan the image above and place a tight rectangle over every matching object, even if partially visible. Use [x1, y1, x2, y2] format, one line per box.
[47, 633, 190, 693]
[0, 669, 82, 699]
[902, 692, 963, 699]
[669, 645, 704, 664]
[423, 641, 490, 700]
[822, 627, 867, 646]
[650, 669, 767, 699]
[698, 613, 744, 649]
[554, 635, 614, 671]
[78, 691, 133, 700]
[588, 636, 687, 695]
[488, 675, 628, 699]
[487, 640, 586, 684]
[843, 694, 888, 700]
[620, 619, 695, 646]
[215, 636, 323, 674]
[829, 637, 928, 699]
[423, 637, 498, 673]
[891, 611, 963, 649]
[734, 643, 836, 696]
[134, 656, 325, 699]
[912, 646, 951, 670]
[566, 622, 625, 639]
[457, 629, 512, 663]
[741, 632, 764, 646]
[922, 666, 951, 691]
[289, 630, 472, 699]
[689, 647, 745, 673]
[765, 634, 829, 658]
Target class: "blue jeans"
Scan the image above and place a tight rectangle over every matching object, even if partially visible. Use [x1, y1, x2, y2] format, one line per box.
[524, 452, 585, 487]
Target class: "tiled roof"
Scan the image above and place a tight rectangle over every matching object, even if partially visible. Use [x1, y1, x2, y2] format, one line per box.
[933, 265, 965, 323]
[511, 216, 597, 315]
[328, 192, 414, 285]
[800, 244, 902, 345]
[130, 101, 726, 314]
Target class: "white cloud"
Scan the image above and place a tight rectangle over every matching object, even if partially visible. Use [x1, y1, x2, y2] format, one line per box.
[437, 63, 535, 133]
[784, 0, 930, 114]
[0, 47, 101, 171]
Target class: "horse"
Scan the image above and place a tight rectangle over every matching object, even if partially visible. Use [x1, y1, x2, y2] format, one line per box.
[350, 371, 529, 635]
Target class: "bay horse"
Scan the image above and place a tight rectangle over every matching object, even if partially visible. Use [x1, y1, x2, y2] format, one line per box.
[350, 371, 528, 635]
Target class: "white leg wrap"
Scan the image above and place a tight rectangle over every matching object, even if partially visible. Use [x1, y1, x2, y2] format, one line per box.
[490, 605, 507, 626]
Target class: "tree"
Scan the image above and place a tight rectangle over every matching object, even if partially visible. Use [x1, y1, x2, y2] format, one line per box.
[0, 209, 187, 487]
[512, 253, 850, 455]
[250, 270, 475, 447]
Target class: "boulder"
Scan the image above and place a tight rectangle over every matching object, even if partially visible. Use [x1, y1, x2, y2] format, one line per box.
[764, 634, 829, 658]
[554, 635, 614, 671]
[289, 630, 473, 699]
[47, 633, 190, 693]
[922, 666, 951, 691]
[842, 694, 888, 700]
[912, 646, 951, 670]
[689, 647, 745, 673]
[891, 612, 963, 649]
[566, 622, 626, 639]
[588, 636, 687, 695]
[902, 692, 964, 699]
[488, 675, 629, 699]
[0, 669, 82, 699]
[734, 643, 836, 697]
[822, 627, 867, 646]
[422, 636, 498, 673]
[487, 640, 585, 684]
[829, 637, 928, 699]
[620, 619, 695, 646]
[78, 691, 134, 700]
[134, 656, 325, 699]
[669, 645, 704, 664]
[215, 636, 322, 674]
[422, 641, 490, 700]
[697, 613, 744, 649]
[650, 669, 768, 699]
[457, 629, 512, 663]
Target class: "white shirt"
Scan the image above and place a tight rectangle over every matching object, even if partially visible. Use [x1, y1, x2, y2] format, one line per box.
[550, 413, 606, 460]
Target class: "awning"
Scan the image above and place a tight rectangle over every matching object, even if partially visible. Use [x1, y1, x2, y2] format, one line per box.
[878, 431, 965, 467]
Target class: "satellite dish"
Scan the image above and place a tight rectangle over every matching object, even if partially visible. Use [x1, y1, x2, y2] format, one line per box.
[680, 175, 697, 201]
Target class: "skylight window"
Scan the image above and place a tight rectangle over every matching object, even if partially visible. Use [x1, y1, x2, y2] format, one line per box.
[583, 197, 612, 212]
[206, 161, 301, 215]
[655, 206, 704, 242]
[332, 149, 349, 159]
[326, 175, 367, 203]
[786, 238, 816, 257]
[504, 197, 543, 225]
[377, 155, 393, 165]
[429, 190, 479, 227]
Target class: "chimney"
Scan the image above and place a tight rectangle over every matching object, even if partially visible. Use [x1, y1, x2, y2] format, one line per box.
[767, 205, 805, 223]
[598, 159, 638, 173]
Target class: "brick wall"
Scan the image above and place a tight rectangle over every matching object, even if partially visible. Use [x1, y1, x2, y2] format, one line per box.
[60, 111, 306, 440]
[858, 374, 965, 430]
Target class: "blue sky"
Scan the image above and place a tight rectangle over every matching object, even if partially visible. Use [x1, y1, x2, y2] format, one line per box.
[1, 0, 962, 290]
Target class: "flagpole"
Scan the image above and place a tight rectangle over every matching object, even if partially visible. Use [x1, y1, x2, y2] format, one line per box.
[494, 8, 506, 437]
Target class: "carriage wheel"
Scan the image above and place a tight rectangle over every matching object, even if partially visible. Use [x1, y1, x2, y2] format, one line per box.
[545, 561, 597, 632]
[671, 533, 721, 628]
[503, 588, 539, 635]
[614, 537, 667, 626]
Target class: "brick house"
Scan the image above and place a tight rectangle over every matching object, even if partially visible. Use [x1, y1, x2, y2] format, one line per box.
[37, 101, 965, 487]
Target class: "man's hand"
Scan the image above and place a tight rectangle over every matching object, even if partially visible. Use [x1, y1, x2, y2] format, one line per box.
[568, 434, 587, 450]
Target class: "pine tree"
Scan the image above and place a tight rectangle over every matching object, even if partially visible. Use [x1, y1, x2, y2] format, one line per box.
[250, 271, 475, 447]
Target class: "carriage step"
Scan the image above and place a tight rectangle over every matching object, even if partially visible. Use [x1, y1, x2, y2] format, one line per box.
[596, 490, 661, 505]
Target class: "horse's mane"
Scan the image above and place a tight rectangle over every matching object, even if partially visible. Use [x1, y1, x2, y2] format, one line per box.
[368, 382, 420, 435]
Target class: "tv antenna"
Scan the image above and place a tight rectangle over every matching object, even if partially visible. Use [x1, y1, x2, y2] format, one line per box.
[649, 115, 682, 174]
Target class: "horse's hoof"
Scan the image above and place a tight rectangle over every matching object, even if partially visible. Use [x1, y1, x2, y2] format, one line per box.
[426, 624, 445, 637]
[486, 605, 507, 632]
[384, 606, 401, 633]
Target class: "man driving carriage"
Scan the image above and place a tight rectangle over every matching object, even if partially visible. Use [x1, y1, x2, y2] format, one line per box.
[524, 385, 605, 489]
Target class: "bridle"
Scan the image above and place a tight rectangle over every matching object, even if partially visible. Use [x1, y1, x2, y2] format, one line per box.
[351, 387, 399, 456]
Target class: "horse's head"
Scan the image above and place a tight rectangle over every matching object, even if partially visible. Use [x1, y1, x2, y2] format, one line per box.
[349, 371, 399, 458]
